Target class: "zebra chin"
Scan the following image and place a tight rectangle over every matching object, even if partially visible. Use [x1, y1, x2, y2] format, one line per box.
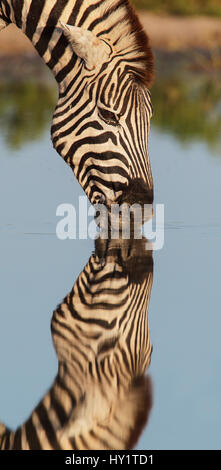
[94, 178, 153, 206]
[117, 178, 154, 206]
[94, 178, 154, 235]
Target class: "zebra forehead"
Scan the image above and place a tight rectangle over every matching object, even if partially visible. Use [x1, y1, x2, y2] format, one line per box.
[98, 80, 152, 116]
[87, 61, 150, 106]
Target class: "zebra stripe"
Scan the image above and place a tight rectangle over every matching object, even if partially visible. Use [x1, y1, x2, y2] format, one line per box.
[0, 237, 153, 450]
[0, 0, 154, 207]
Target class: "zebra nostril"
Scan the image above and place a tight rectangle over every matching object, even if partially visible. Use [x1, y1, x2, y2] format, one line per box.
[94, 194, 106, 205]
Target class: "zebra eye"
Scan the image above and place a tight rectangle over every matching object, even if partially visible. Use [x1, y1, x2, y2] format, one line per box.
[98, 107, 118, 126]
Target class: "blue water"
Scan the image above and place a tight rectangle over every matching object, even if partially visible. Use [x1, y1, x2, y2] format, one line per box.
[0, 75, 221, 449]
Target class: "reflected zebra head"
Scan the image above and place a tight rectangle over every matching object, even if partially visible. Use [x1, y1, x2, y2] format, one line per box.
[51, 236, 154, 450]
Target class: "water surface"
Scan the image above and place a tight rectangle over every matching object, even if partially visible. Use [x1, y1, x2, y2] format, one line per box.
[0, 67, 221, 449]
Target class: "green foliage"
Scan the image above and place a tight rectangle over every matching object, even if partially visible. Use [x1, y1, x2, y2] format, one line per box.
[0, 81, 56, 149]
[0, 73, 220, 155]
[130, 0, 221, 16]
[151, 74, 221, 153]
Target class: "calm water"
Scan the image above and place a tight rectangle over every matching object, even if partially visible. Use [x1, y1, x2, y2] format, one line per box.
[0, 68, 221, 449]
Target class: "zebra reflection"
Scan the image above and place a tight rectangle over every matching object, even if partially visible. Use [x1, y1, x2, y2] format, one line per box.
[0, 237, 153, 450]
[0, 0, 154, 207]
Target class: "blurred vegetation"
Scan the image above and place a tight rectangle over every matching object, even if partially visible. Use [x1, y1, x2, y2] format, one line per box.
[151, 75, 221, 153]
[131, 0, 221, 16]
[0, 73, 220, 154]
[0, 81, 56, 149]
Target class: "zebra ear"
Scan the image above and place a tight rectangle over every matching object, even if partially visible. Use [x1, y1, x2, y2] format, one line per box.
[59, 22, 110, 70]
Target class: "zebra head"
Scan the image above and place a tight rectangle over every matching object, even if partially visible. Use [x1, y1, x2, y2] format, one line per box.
[51, 5, 154, 209]
[0, 0, 154, 209]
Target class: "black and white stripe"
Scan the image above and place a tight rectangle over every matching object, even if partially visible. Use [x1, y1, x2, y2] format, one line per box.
[0, 0, 154, 206]
[0, 237, 153, 450]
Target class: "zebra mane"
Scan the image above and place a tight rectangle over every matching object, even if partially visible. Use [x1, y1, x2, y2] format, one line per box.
[124, 1, 154, 86]
[92, 0, 154, 87]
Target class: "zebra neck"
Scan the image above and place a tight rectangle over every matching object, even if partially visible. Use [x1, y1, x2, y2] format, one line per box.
[6, 0, 77, 86]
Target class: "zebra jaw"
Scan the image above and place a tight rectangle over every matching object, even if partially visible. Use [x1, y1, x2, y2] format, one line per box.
[59, 22, 110, 70]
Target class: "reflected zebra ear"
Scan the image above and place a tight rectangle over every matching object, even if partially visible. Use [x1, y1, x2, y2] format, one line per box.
[59, 22, 110, 70]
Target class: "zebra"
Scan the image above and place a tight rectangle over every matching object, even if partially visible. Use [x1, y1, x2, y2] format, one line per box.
[0, 236, 153, 450]
[0, 0, 154, 209]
